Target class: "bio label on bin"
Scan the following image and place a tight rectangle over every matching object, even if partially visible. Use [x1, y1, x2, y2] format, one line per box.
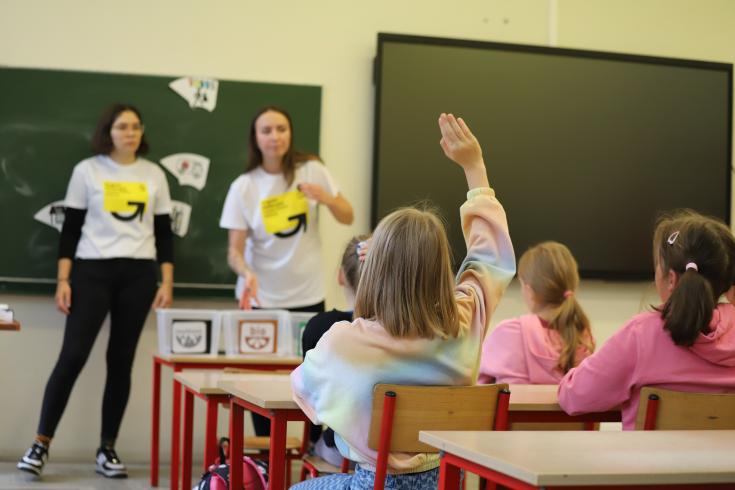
[238, 320, 277, 354]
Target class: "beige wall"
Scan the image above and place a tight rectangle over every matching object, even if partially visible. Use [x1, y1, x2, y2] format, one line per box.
[0, 0, 732, 464]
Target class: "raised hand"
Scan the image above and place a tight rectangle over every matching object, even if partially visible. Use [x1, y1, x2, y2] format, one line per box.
[438, 113, 489, 189]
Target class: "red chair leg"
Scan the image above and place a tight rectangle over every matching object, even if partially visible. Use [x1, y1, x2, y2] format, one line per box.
[643, 394, 660, 430]
[374, 391, 397, 490]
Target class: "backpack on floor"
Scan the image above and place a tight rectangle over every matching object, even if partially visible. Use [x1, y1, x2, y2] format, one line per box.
[192, 437, 268, 490]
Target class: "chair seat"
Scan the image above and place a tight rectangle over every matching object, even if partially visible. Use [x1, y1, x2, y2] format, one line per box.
[302, 454, 348, 474]
[244, 436, 302, 450]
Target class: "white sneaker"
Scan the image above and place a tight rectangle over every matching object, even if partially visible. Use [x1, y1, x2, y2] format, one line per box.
[17, 441, 49, 476]
[95, 446, 127, 479]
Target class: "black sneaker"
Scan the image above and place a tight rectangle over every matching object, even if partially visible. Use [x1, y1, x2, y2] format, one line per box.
[95, 446, 127, 479]
[17, 441, 48, 476]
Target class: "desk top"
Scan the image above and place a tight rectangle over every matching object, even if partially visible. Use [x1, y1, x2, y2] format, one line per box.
[218, 374, 297, 409]
[0, 321, 20, 331]
[419, 430, 735, 486]
[156, 353, 302, 365]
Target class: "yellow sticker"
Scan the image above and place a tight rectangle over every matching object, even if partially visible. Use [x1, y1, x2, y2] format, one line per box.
[103, 181, 148, 213]
[261, 190, 309, 235]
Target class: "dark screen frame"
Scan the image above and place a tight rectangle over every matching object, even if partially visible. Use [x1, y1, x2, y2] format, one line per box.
[372, 33, 733, 280]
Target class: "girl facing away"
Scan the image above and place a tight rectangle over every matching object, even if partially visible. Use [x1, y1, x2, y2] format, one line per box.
[558, 210, 735, 429]
[290, 113, 516, 490]
[301, 233, 370, 467]
[478, 241, 595, 384]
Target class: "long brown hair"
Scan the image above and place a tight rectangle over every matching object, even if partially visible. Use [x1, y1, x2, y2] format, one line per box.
[653, 210, 735, 346]
[354, 206, 459, 339]
[518, 241, 594, 373]
[246, 106, 317, 186]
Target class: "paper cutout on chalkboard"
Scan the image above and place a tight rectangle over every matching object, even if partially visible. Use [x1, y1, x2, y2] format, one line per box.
[260, 191, 309, 235]
[160, 153, 210, 190]
[34, 200, 66, 231]
[170, 200, 192, 238]
[169, 77, 219, 112]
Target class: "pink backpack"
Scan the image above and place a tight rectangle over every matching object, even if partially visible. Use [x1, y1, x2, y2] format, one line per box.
[193, 438, 267, 490]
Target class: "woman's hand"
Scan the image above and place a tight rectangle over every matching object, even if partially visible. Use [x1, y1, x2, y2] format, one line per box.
[152, 282, 173, 309]
[438, 113, 489, 189]
[55, 280, 72, 314]
[238, 271, 260, 310]
[298, 183, 331, 204]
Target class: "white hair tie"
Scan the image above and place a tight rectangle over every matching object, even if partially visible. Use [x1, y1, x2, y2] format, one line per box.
[685, 262, 698, 272]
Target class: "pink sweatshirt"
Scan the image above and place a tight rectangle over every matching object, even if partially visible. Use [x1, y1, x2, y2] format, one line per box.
[558, 303, 735, 429]
[478, 314, 594, 384]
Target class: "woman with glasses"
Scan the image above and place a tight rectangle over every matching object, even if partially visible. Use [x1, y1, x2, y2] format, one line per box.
[17, 103, 174, 480]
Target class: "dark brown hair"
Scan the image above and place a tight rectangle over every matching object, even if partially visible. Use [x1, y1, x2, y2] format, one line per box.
[246, 106, 317, 186]
[341, 234, 370, 292]
[654, 210, 735, 346]
[90, 103, 149, 156]
[518, 241, 595, 373]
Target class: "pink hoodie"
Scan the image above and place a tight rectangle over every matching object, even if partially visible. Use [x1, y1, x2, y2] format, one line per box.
[478, 314, 594, 384]
[558, 303, 735, 429]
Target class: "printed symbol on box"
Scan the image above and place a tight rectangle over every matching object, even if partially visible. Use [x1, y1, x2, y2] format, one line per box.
[239, 320, 277, 354]
[171, 320, 209, 354]
[34, 200, 67, 231]
[169, 77, 219, 112]
[160, 153, 210, 191]
[260, 190, 308, 237]
[103, 181, 148, 222]
[170, 200, 192, 237]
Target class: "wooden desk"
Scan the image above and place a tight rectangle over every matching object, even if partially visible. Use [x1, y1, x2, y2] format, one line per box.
[219, 374, 309, 490]
[0, 321, 20, 331]
[151, 354, 301, 489]
[420, 430, 735, 489]
[508, 384, 620, 424]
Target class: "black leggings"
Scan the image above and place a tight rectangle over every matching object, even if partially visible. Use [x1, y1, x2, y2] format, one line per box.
[252, 300, 325, 437]
[37, 259, 157, 441]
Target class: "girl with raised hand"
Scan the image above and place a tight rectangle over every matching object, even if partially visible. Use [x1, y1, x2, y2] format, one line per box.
[290, 113, 515, 489]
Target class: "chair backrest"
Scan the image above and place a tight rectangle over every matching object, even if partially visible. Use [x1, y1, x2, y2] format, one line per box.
[367, 384, 509, 453]
[635, 387, 735, 430]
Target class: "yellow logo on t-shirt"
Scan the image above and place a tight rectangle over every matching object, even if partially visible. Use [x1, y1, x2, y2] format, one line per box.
[103, 181, 148, 213]
[260, 190, 309, 235]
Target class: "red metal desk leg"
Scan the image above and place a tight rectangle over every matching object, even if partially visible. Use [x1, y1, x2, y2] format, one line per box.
[229, 400, 244, 490]
[151, 356, 162, 487]
[170, 370, 182, 490]
[182, 388, 194, 490]
[269, 413, 288, 490]
[438, 453, 462, 490]
[204, 398, 219, 470]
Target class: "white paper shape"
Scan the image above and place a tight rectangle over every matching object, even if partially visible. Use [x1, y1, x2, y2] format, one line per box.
[171, 320, 208, 354]
[160, 153, 210, 190]
[169, 77, 219, 112]
[34, 199, 66, 231]
[170, 200, 192, 238]
[239, 320, 276, 354]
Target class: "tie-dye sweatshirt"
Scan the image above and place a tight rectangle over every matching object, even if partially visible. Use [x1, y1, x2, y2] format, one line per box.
[291, 187, 516, 474]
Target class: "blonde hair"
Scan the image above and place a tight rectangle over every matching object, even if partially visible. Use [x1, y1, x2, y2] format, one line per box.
[518, 241, 594, 373]
[354, 207, 459, 339]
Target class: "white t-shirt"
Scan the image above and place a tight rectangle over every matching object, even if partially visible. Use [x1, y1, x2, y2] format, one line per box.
[219, 160, 339, 308]
[64, 155, 172, 260]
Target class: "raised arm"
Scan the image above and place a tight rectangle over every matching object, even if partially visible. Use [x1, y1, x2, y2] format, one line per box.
[439, 113, 489, 190]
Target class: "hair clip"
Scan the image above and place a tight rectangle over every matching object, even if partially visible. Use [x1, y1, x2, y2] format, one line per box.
[667, 231, 680, 245]
[685, 262, 698, 272]
[563, 290, 574, 299]
[356, 241, 368, 263]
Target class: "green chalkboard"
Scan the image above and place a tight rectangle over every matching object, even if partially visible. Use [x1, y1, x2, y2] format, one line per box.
[0, 67, 321, 295]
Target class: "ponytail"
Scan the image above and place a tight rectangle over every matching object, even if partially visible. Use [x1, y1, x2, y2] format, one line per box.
[661, 268, 715, 346]
[549, 295, 594, 373]
[653, 210, 735, 346]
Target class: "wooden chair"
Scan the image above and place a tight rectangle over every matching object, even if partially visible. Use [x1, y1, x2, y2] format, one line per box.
[635, 387, 735, 430]
[368, 383, 510, 490]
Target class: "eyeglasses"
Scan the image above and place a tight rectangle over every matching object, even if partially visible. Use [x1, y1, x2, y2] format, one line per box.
[111, 123, 144, 132]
